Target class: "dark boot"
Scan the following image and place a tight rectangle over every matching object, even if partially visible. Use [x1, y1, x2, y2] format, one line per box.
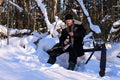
[47, 56, 56, 64]
[67, 62, 76, 70]
[99, 70, 105, 77]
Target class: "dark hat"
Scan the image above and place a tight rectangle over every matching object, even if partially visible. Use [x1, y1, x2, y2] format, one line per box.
[65, 14, 73, 20]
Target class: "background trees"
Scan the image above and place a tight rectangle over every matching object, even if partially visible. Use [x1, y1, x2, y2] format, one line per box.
[0, 0, 120, 41]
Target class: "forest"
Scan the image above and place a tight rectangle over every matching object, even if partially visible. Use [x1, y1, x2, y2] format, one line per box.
[0, 0, 120, 42]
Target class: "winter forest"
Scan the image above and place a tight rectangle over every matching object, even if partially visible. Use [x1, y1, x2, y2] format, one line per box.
[0, 0, 120, 80]
[0, 0, 120, 41]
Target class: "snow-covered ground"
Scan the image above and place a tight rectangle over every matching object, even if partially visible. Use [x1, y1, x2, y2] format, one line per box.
[0, 32, 120, 80]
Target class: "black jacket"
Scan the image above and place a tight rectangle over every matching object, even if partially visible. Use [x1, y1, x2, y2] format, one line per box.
[60, 24, 86, 45]
[59, 24, 86, 56]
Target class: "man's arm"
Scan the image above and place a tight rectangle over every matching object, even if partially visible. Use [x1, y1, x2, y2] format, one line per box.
[74, 24, 86, 39]
[59, 29, 68, 45]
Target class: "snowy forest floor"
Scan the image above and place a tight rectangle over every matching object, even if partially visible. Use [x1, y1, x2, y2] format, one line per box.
[0, 33, 120, 80]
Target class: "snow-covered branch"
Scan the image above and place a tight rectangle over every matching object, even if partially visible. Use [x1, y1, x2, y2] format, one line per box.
[35, 0, 59, 37]
[0, 25, 7, 36]
[35, 0, 51, 29]
[30, 5, 37, 11]
[109, 20, 120, 33]
[72, 9, 78, 15]
[0, 25, 31, 37]
[9, 1, 23, 12]
[113, 20, 120, 27]
[83, 32, 93, 41]
[77, 0, 101, 34]
[35, 0, 65, 38]
[101, 15, 111, 23]
[107, 20, 120, 41]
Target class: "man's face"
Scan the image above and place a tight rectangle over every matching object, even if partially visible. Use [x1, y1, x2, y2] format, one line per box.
[65, 19, 73, 27]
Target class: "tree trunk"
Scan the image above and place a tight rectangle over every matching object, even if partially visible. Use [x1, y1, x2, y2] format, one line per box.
[7, 0, 10, 45]
[101, 0, 104, 18]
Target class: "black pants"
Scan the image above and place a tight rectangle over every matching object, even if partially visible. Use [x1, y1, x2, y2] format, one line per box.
[47, 43, 84, 64]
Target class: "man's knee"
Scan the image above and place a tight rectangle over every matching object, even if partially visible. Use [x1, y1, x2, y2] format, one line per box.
[47, 56, 56, 64]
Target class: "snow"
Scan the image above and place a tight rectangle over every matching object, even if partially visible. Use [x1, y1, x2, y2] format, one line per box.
[113, 20, 120, 27]
[101, 15, 111, 23]
[109, 27, 119, 34]
[0, 25, 31, 36]
[0, 25, 7, 35]
[72, 9, 78, 15]
[0, 30, 120, 80]
[109, 20, 120, 33]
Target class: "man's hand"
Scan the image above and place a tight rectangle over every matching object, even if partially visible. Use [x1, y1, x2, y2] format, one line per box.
[68, 32, 74, 37]
[64, 39, 69, 45]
